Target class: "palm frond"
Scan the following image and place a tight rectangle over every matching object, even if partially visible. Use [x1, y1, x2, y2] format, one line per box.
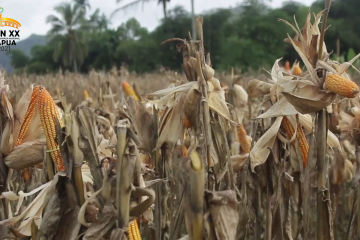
[110, 0, 153, 20]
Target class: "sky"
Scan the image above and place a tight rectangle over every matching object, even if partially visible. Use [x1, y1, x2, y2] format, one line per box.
[0, 0, 315, 40]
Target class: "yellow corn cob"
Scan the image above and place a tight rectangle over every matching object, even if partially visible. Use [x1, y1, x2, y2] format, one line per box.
[83, 90, 90, 100]
[292, 63, 302, 75]
[16, 86, 41, 146]
[284, 61, 290, 71]
[325, 73, 359, 98]
[15, 86, 65, 171]
[122, 81, 140, 102]
[281, 117, 309, 167]
[23, 169, 31, 182]
[183, 116, 192, 128]
[236, 124, 251, 154]
[183, 145, 188, 158]
[38, 87, 65, 172]
[189, 150, 202, 171]
[128, 220, 142, 240]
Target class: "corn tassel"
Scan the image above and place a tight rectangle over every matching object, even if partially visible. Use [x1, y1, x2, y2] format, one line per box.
[128, 220, 142, 240]
[281, 116, 309, 167]
[325, 73, 359, 98]
[122, 81, 140, 102]
[38, 87, 65, 171]
[236, 124, 251, 153]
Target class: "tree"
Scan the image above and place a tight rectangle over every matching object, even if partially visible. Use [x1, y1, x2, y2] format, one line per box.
[6, 49, 29, 69]
[111, 0, 171, 20]
[27, 45, 59, 74]
[46, 2, 89, 72]
[83, 29, 120, 71]
[88, 9, 109, 32]
[73, 0, 90, 12]
[117, 18, 148, 40]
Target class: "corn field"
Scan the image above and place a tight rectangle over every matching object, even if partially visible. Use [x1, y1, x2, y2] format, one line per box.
[2, 2, 360, 240]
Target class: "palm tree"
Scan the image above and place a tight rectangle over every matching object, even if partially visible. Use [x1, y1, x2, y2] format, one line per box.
[111, 0, 197, 39]
[73, 0, 90, 13]
[89, 9, 109, 32]
[111, 0, 171, 20]
[47, 2, 88, 72]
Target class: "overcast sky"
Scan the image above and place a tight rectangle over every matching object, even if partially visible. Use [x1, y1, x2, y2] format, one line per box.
[1, 0, 315, 40]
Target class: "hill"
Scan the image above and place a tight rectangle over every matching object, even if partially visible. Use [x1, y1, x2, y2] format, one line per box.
[0, 34, 47, 72]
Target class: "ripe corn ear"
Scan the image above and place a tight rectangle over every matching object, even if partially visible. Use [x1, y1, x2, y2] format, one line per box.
[38, 87, 65, 171]
[183, 145, 188, 158]
[183, 116, 192, 128]
[122, 81, 140, 102]
[292, 64, 302, 75]
[281, 117, 309, 167]
[325, 73, 359, 98]
[189, 150, 202, 171]
[16, 86, 40, 146]
[83, 90, 90, 100]
[23, 169, 30, 182]
[236, 124, 251, 153]
[284, 61, 291, 71]
[128, 220, 142, 240]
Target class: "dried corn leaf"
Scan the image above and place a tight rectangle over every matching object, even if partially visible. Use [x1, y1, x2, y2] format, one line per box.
[147, 81, 196, 106]
[269, 58, 287, 83]
[83, 204, 117, 240]
[338, 111, 354, 132]
[139, 175, 153, 223]
[285, 34, 321, 86]
[327, 130, 342, 153]
[257, 97, 299, 118]
[231, 154, 249, 171]
[0, 172, 66, 236]
[1, 91, 14, 155]
[208, 89, 234, 124]
[78, 188, 103, 227]
[298, 113, 313, 134]
[205, 190, 238, 240]
[282, 91, 333, 114]
[54, 207, 81, 240]
[158, 93, 186, 149]
[127, 97, 155, 152]
[250, 117, 283, 172]
[71, 111, 84, 166]
[232, 84, 248, 107]
[247, 79, 272, 98]
[36, 188, 63, 240]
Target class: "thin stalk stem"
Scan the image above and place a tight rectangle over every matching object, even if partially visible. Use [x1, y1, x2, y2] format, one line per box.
[318, 0, 332, 60]
[195, 18, 212, 190]
[316, 109, 328, 240]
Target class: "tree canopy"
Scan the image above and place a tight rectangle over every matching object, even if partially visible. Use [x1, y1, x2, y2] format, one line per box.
[8, 0, 360, 74]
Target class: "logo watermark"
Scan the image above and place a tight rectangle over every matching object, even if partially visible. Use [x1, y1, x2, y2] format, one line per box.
[0, 7, 21, 51]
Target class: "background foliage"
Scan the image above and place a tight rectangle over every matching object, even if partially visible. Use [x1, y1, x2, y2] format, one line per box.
[4, 0, 360, 74]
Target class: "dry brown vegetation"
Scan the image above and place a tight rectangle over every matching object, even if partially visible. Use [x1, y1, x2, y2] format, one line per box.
[3, 67, 266, 108]
[2, 1, 360, 240]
